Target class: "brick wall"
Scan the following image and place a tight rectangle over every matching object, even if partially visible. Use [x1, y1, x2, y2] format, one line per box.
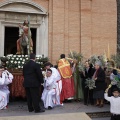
[81, 0, 117, 59]
[48, 0, 81, 64]
[48, 0, 117, 63]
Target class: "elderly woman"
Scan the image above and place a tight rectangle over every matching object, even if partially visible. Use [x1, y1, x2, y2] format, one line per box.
[93, 61, 106, 107]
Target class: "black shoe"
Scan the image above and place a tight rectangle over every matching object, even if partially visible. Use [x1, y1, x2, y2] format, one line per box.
[29, 110, 34, 112]
[29, 108, 34, 112]
[95, 104, 100, 106]
[91, 103, 94, 105]
[48, 106, 53, 110]
[99, 104, 104, 108]
[35, 109, 45, 113]
[84, 102, 87, 105]
[35, 110, 40, 113]
[40, 109, 45, 112]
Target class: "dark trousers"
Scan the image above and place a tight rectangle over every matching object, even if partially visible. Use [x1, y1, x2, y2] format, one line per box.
[83, 87, 94, 105]
[111, 114, 120, 120]
[25, 87, 41, 112]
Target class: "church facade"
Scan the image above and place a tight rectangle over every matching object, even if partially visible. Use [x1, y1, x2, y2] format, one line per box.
[0, 0, 117, 64]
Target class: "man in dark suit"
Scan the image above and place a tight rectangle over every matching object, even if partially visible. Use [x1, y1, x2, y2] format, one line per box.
[23, 53, 45, 113]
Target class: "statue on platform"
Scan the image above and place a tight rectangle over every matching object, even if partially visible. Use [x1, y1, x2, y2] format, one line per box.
[16, 19, 33, 55]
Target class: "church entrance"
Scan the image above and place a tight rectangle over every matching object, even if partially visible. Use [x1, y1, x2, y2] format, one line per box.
[4, 27, 37, 56]
[0, 0, 48, 57]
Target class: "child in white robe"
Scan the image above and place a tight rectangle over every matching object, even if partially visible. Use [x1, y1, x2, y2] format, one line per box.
[41, 69, 62, 109]
[44, 62, 62, 105]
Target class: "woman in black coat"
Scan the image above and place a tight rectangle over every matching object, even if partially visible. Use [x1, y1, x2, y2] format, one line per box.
[81, 61, 95, 105]
[93, 61, 105, 107]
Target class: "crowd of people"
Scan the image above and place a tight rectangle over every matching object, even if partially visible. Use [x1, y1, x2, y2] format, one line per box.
[0, 53, 120, 120]
[22, 53, 120, 120]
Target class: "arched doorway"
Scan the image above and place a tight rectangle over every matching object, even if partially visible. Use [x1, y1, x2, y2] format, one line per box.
[0, 0, 48, 56]
[4, 27, 36, 55]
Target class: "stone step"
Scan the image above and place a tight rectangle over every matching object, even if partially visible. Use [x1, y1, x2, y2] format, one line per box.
[87, 111, 110, 118]
[0, 113, 92, 120]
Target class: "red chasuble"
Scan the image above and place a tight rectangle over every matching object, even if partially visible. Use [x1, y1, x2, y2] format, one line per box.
[58, 59, 72, 78]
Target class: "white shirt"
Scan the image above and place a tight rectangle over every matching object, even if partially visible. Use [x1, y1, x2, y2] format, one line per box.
[86, 67, 89, 73]
[44, 75, 56, 90]
[104, 93, 120, 114]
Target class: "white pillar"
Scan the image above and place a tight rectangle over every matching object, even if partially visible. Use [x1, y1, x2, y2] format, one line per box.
[36, 16, 48, 56]
[36, 26, 40, 55]
[0, 22, 4, 57]
[44, 16, 48, 57]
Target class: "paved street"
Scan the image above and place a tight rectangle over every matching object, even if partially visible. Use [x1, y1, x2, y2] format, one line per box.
[0, 101, 110, 120]
[93, 118, 110, 120]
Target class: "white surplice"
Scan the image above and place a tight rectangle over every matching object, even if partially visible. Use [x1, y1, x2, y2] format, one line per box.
[50, 67, 62, 105]
[41, 74, 62, 109]
[50, 67, 61, 82]
[3, 70, 13, 85]
[0, 90, 7, 110]
[0, 70, 13, 109]
[0, 72, 7, 109]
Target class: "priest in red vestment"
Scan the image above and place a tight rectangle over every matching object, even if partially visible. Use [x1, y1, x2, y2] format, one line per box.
[58, 54, 75, 102]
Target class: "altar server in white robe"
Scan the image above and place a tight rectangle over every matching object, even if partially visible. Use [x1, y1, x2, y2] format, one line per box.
[44, 62, 62, 105]
[0, 90, 8, 109]
[41, 69, 62, 109]
[0, 66, 13, 109]
[1, 69, 13, 103]
[0, 66, 7, 109]
[44, 62, 61, 82]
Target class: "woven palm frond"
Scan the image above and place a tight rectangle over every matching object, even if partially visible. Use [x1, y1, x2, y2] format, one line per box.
[110, 74, 120, 88]
[68, 51, 83, 62]
[115, 75, 120, 89]
[98, 55, 107, 67]
[111, 54, 120, 68]
[77, 52, 84, 61]
[107, 59, 116, 71]
[85, 78, 96, 90]
[78, 62, 85, 72]
[68, 51, 77, 59]
[117, 81, 120, 88]
[89, 55, 99, 65]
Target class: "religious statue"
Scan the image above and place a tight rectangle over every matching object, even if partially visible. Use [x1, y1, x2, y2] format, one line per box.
[16, 19, 33, 55]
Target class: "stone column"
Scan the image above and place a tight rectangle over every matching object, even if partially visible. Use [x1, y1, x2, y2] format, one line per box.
[36, 26, 40, 55]
[36, 16, 48, 57]
[44, 16, 48, 57]
[0, 22, 4, 57]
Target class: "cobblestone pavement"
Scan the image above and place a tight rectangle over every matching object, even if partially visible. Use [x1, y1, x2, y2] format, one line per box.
[0, 101, 110, 120]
